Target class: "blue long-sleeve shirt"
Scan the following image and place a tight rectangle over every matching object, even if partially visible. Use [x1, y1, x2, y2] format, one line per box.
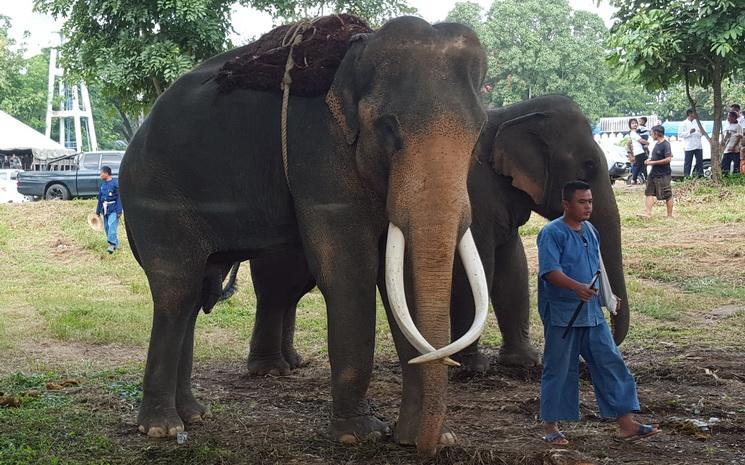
[96, 178, 123, 216]
[537, 217, 603, 327]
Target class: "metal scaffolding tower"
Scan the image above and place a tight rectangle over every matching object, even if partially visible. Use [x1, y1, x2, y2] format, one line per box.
[45, 35, 98, 153]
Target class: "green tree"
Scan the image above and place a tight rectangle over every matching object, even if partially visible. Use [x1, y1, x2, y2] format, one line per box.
[33, 0, 414, 142]
[0, 15, 28, 116]
[448, 0, 611, 123]
[249, 0, 415, 26]
[34, 0, 236, 125]
[608, 0, 745, 180]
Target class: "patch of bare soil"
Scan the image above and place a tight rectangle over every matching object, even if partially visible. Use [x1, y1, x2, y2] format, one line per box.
[10, 340, 143, 374]
[97, 348, 744, 465]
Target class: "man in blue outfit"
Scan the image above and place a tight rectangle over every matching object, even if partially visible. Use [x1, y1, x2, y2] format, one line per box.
[537, 181, 660, 445]
[96, 166, 122, 254]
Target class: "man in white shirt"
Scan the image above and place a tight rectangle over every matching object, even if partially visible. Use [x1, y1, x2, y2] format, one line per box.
[678, 109, 704, 177]
[731, 104, 745, 127]
[722, 111, 743, 174]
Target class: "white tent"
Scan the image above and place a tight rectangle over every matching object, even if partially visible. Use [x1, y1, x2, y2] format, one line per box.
[0, 110, 74, 160]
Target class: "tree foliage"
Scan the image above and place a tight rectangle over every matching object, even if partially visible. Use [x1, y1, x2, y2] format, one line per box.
[448, 0, 611, 123]
[34, 0, 235, 119]
[247, 0, 415, 26]
[608, 0, 745, 179]
[32, 0, 414, 141]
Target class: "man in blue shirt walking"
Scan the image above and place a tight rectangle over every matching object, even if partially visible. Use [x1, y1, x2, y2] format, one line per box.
[537, 181, 659, 445]
[96, 166, 122, 254]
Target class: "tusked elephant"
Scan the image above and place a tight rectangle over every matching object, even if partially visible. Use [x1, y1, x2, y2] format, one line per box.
[119, 16, 489, 456]
[227, 94, 630, 377]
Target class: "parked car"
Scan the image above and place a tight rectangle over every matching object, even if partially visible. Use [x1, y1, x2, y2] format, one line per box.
[0, 169, 29, 203]
[599, 142, 630, 183]
[17, 151, 124, 200]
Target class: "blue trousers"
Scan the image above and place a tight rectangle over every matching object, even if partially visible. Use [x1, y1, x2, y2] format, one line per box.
[540, 320, 640, 422]
[103, 213, 119, 248]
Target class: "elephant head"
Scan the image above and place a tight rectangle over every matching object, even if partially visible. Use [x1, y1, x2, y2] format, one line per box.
[326, 17, 489, 454]
[490, 95, 630, 344]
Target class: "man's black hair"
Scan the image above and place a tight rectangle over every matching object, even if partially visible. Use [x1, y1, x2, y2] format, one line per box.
[652, 124, 665, 135]
[101, 165, 112, 175]
[639, 116, 648, 124]
[562, 181, 591, 201]
[686, 109, 695, 116]
[731, 104, 741, 111]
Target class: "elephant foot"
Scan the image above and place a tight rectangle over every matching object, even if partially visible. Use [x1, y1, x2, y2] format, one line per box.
[176, 393, 211, 424]
[393, 420, 456, 447]
[137, 404, 184, 438]
[498, 343, 541, 367]
[330, 415, 390, 444]
[282, 347, 305, 369]
[452, 350, 490, 376]
[247, 353, 291, 376]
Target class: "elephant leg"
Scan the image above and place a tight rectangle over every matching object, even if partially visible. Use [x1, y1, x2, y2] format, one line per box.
[175, 305, 210, 423]
[299, 214, 387, 443]
[138, 270, 203, 437]
[492, 234, 540, 367]
[247, 249, 315, 375]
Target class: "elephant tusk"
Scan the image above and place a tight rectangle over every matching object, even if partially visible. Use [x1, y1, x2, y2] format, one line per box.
[384, 223, 460, 367]
[408, 228, 489, 365]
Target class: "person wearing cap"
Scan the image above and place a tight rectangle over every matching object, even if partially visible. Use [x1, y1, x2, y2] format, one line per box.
[537, 181, 660, 446]
[96, 166, 122, 254]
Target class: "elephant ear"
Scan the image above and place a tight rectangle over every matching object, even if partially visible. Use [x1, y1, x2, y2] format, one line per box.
[491, 112, 552, 205]
[325, 35, 370, 145]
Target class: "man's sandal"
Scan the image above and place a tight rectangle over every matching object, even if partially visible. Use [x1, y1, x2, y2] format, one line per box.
[542, 431, 569, 445]
[620, 424, 660, 442]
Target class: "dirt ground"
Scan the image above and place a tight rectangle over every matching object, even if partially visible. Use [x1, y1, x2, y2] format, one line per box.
[89, 346, 744, 465]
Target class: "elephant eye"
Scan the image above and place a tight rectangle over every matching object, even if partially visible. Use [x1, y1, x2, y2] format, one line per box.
[584, 160, 595, 170]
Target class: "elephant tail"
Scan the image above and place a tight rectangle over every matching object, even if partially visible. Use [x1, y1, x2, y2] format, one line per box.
[218, 262, 241, 302]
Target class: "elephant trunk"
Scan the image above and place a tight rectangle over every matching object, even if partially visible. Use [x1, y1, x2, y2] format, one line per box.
[405, 217, 460, 455]
[590, 180, 630, 344]
[385, 129, 485, 456]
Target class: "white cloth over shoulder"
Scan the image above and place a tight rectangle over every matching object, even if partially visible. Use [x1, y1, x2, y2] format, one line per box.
[586, 224, 619, 315]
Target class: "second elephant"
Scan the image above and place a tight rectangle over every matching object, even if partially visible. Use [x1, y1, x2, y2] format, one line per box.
[226, 94, 630, 374]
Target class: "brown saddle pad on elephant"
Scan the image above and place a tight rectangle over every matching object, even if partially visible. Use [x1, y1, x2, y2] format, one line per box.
[214, 14, 373, 97]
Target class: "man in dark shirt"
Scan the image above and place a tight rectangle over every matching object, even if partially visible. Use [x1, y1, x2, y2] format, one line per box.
[642, 125, 673, 218]
[95, 166, 123, 253]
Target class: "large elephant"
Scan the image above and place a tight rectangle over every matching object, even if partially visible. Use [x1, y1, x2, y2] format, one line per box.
[232, 94, 630, 378]
[120, 17, 488, 455]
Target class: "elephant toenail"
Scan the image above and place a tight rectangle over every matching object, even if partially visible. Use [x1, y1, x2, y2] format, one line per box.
[338, 433, 357, 444]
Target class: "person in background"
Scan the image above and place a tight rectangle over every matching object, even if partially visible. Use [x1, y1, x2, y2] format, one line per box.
[538, 181, 660, 446]
[678, 109, 703, 178]
[9, 154, 22, 170]
[721, 111, 742, 175]
[628, 118, 649, 185]
[638, 117, 650, 150]
[95, 166, 123, 254]
[731, 104, 745, 127]
[643, 125, 674, 218]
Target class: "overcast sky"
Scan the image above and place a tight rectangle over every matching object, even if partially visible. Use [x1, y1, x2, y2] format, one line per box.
[3, 0, 616, 57]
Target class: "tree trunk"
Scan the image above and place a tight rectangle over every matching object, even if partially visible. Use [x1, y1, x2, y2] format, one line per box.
[710, 66, 723, 183]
